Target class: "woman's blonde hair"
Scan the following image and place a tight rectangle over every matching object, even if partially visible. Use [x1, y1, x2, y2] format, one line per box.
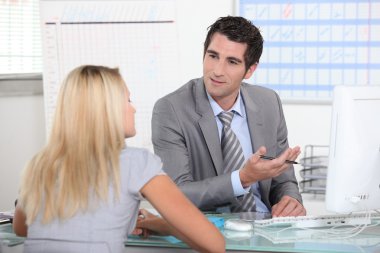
[18, 65, 127, 225]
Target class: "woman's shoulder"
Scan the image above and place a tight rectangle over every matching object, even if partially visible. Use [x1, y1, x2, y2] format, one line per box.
[121, 146, 156, 158]
[120, 147, 164, 192]
[120, 146, 162, 169]
[122, 146, 150, 156]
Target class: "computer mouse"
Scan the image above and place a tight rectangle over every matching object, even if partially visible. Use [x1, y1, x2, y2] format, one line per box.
[224, 219, 254, 232]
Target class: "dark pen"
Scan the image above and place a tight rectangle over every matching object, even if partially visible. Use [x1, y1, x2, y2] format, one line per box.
[259, 155, 298, 164]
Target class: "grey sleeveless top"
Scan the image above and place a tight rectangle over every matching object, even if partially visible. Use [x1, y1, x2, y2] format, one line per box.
[24, 147, 164, 253]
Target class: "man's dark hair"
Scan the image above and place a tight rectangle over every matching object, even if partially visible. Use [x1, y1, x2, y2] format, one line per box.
[203, 16, 264, 71]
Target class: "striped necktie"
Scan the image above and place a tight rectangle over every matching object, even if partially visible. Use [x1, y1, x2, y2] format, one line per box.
[218, 111, 256, 212]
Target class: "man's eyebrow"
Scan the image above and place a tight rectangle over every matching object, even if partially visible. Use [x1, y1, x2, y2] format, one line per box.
[206, 49, 219, 55]
[226, 56, 243, 63]
[206, 49, 243, 63]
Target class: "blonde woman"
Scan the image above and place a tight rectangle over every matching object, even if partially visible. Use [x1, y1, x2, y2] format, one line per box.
[13, 65, 225, 253]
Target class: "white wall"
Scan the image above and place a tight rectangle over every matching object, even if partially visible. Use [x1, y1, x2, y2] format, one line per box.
[284, 104, 331, 215]
[176, 0, 234, 83]
[0, 95, 46, 211]
[0, 0, 330, 214]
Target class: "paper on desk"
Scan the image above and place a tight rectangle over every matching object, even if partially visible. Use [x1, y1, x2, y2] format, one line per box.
[0, 210, 14, 223]
[163, 216, 225, 244]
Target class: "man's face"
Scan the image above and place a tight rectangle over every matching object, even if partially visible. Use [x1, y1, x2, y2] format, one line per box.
[203, 32, 256, 110]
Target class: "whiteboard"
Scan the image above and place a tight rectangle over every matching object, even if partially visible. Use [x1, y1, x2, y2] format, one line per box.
[40, 0, 179, 150]
[237, 0, 380, 102]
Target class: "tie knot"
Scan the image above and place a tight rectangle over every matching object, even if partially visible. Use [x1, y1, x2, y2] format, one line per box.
[218, 111, 234, 127]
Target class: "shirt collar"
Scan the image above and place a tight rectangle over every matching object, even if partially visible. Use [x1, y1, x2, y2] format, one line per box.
[207, 91, 245, 118]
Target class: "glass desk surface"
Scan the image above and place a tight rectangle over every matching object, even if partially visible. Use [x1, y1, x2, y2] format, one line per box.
[1, 213, 380, 253]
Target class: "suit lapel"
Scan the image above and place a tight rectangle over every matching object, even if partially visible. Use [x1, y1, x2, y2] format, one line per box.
[241, 85, 266, 152]
[241, 85, 271, 202]
[195, 79, 224, 175]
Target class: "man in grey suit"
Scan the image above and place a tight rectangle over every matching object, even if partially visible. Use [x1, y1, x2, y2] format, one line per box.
[152, 16, 306, 216]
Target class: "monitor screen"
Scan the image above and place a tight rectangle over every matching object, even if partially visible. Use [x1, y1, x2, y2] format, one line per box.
[326, 85, 380, 213]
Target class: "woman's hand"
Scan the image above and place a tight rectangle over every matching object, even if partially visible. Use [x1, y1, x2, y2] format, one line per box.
[132, 209, 171, 238]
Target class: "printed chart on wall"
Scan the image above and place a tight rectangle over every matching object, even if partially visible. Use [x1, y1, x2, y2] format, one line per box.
[40, 0, 179, 150]
[237, 0, 380, 102]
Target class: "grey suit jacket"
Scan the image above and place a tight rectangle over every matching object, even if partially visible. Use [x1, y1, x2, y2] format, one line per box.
[152, 78, 302, 211]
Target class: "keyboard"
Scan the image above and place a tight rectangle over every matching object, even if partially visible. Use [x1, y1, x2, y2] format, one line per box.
[253, 212, 380, 228]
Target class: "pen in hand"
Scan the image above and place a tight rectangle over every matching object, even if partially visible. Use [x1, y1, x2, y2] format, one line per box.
[259, 155, 298, 164]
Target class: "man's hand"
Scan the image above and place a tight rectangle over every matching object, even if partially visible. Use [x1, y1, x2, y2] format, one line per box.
[239, 146, 301, 187]
[271, 195, 306, 217]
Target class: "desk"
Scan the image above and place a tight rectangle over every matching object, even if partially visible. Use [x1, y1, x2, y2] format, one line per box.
[2, 214, 380, 253]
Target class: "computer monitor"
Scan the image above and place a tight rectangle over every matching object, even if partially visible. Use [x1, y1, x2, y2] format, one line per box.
[326, 85, 380, 214]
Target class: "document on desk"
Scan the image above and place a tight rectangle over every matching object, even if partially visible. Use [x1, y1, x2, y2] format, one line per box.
[127, 215, 224, 245]
[0, 211, 14, 224]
